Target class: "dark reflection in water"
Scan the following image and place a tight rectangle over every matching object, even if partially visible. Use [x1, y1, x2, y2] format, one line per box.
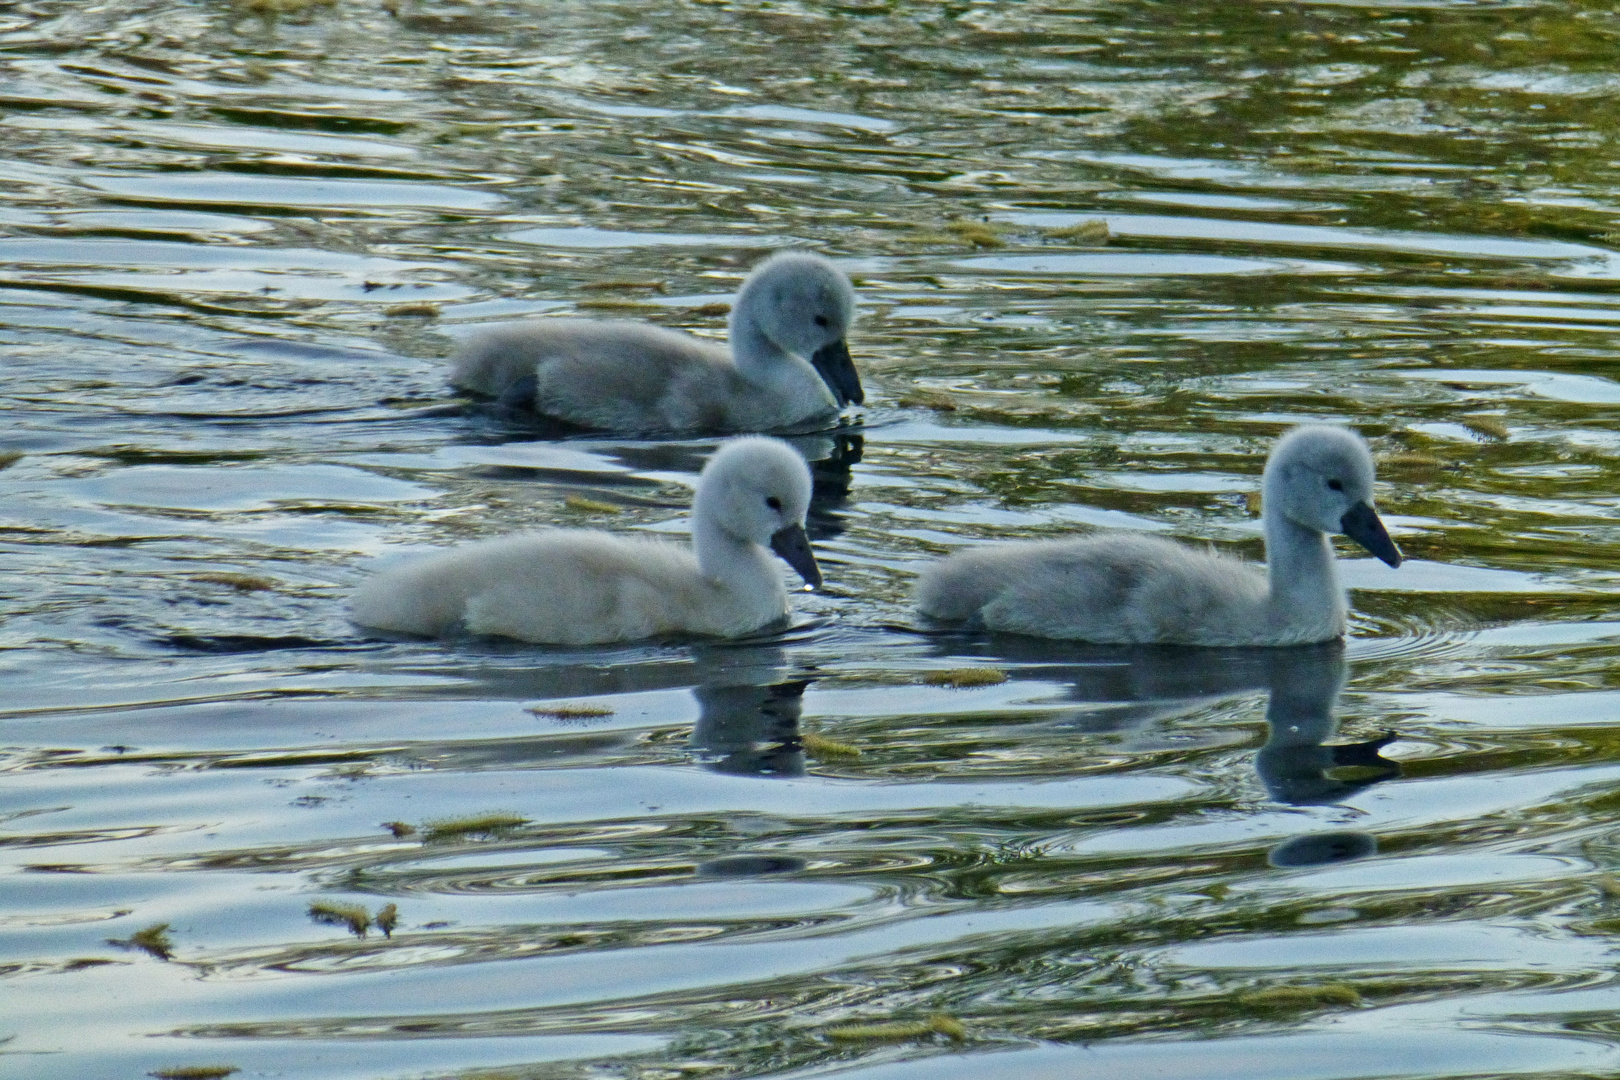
[434, 428, 860, 545]
[805, 429, 861, 544]
[697, 854, 809, 878]
[383, 635, 822, 777]
[587, 430, 861, 540]
[584, 441, 715, 477]
[378, 642, 702, 702]
[688, 644, 813, 778]
[1257, 652, 1399, 807]
[938, 635, 1399, 862]
[370, 628, 819, 706]
[1268, 830, 1379, 868]
[158, 631, 346, 654]
[693, 679, 809, 777]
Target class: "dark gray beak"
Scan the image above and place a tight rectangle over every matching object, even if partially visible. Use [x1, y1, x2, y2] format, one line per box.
[1340, 501, 1401, 568]
[810, 338, 863, 407]
[769, 523, 823, 589]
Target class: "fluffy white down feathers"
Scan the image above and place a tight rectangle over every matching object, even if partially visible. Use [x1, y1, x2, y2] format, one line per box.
[350, 437, 821, 644]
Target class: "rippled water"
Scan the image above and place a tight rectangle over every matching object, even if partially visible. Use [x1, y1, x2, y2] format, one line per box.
[8, 2, 1620, 1077]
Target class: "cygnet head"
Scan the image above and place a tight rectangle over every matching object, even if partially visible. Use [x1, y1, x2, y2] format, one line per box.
[694, 436, 822, 588]
[731, 251, 862, 406]
[1262, 425, 1402, 567]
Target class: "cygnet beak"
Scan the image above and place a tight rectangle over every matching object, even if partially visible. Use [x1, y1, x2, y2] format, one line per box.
[810, 338, 863, 407]
[1339, 501, 1402, 568]
[769, 523, 823, 589]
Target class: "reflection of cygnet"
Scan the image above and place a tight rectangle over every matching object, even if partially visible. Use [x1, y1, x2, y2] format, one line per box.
[914, 425, 1402, 645]
[350, 437, 821, 644]
[691, 677, 809, 778]
[1254, 646, 1399, 805]
[1269, 831, 1378, 868]
[686, 643, 808, 777]
[451, 252, 862, 434]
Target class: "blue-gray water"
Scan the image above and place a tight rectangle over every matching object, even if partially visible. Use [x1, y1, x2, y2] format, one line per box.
[7, 2, 1620, 1078]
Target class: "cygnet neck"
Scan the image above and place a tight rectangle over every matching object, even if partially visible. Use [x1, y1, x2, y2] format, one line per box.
[728, 300, 823, 398]
[692, 503, 781, 597]
[1261, 487, 1347, 638]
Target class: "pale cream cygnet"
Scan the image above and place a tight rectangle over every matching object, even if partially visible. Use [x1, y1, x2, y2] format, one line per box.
[351, 437, 822, 644]
[913, 425, 1402, 646]
[451, 251, 861, 434]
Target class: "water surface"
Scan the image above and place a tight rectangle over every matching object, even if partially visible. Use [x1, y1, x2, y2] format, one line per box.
[7, 2, 1620, 1078]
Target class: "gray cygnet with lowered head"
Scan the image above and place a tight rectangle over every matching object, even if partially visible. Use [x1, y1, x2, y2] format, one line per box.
[451, 251, 861, 434]
[913, 425, 1402, 646]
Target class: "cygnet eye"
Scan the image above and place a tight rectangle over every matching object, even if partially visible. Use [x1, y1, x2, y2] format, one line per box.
[766, 495, 783, 511]
[813, 315, 828, 328]
[1326, 478, 1344, 492]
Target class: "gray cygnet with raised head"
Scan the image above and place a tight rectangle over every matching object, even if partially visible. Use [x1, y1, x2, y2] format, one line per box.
[914, 425, 1402, 646]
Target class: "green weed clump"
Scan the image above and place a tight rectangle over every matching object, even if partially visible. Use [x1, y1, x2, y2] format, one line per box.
[307, 900, 402, 939]
[107, 922, 174, 960]
[231, 0, 336, 21]
[384, 302, 439, 318]
[1460, 414, 1510, 440]
[825, 1014, 966, 1041]
[1046, 218, 1110, 243]
[922, 668, 1008, 688]
[527, 701, 615, 719]
[580, 280, 667, 293]
[895, 387, 959, 412]
[422, 813, 529, 843]
[575, 299, 659, 313]
[1379, 451, 1448, 471]
[909, 219, 1010, 248]
[801, 732, 862, 760]
[561, 495, 622, 514]
[62, 957, 120, 971]
[943, 220, 1006, 248]
[189, 572, 276, 592]
[308, 901, 371, 938]
[1237, 983, 1362, 1011]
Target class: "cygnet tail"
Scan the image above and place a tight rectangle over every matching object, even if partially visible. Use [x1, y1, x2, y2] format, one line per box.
[914, 548, 1019, 622]
[350, 565, 464, 637]
[450, 332, 546, 399]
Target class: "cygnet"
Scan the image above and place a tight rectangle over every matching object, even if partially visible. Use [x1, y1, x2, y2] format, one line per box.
[913, 425, 1402, 646]
[451, 251, 862, 434]
[351, 437, 822, 644]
